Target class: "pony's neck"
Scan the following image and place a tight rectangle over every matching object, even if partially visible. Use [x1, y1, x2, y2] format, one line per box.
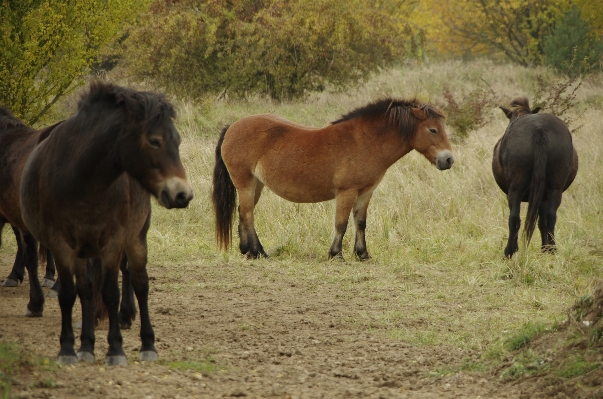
[375, 120, 414, 166]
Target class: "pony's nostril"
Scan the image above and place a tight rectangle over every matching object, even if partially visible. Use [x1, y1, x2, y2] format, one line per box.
[175, 191, 191, 207]
[447, 157, 454, 166]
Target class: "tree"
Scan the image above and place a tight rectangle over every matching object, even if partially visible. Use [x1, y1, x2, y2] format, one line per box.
[542, 6, 603, 75]
[124, 0, 418, 101]
[0, 0, 149, 125]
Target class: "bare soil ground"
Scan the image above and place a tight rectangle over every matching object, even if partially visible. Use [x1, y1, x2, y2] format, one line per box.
[1, 256, 602, 399]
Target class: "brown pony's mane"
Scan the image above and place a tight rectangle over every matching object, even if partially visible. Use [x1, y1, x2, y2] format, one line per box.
[331, 98, 445, 140]
[508, 97, 533, 117]
[0, 105, 29, 130]
[76, 81, 176, 132]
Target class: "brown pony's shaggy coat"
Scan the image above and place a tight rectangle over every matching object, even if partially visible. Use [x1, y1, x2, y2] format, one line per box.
[20, 82, 193, 365]
[493, 97, 578, 258]
[213, 98, 454, 259]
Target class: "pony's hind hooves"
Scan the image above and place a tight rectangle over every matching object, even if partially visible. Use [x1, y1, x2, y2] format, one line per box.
[46, 289, 58, 299]
[105, 355, 127, 366]
[41, 278, 55, 287]
[2, 278, 18, 287]
[139, 351, 158, 362]
[77, 351, 95, 363]
[57, 355, 78, 365]
[355, 251, 372, 261]
[24, 309, 43, 317]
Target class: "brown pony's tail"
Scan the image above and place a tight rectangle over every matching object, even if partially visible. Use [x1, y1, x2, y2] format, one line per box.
[525, 127, 549, 243]
[212, 125, 237, 250]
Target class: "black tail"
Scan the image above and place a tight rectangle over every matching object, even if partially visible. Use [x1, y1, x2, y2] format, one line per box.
[212, 125, 237, 250]
[525, 127, 549, 243]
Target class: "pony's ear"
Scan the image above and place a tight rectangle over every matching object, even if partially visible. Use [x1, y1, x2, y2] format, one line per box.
[116, 92, 144, 117]
[411, 108, 427, 120]
[500, 106, 512, 119]
[531, 107, 541, 114]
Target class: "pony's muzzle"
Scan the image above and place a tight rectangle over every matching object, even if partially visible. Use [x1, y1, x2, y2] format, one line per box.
[159, 177, 193, 209]
[436, 151, 454, 170]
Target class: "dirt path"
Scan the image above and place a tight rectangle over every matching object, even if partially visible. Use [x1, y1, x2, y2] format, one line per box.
[0, 259, 597, 398]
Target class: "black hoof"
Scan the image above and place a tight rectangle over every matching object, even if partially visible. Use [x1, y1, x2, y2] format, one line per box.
[46, 289, 58, 299]
[41, 278, 55, 288]
[118, 316, 133, 330]
[57, 355, 78, 365]
[328, 252, 344, 261]
[25, 309, 43, 317]
[139, 351, 158, 361]
[244, 251, 268, 259]
[77, 351, 95, 363]
[105, 355, 127, 366]
[355, 251, 372, 261]
[2, 278, 18, 287]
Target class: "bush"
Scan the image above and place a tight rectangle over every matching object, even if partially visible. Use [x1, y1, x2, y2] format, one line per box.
[123, 0, 416, 101]
[437, 82, 499, 141]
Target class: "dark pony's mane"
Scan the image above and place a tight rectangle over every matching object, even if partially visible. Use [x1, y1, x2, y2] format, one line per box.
[0, 105, 29, 130]
[76, 81, 176, 132]
[331, 98, 445, 140]
[508, 97, 533, 117]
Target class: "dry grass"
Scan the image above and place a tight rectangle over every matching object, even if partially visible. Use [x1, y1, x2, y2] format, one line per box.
[5, 59, 603, 355]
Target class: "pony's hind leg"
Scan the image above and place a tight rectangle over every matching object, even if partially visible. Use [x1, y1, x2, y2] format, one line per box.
[22, 232, 44, 317]
[2, 225, 25, 287]
[504, 191, 522, 258]
[542, 190, 563, 253]
[75, 258, 95, 362]
[353, 191, 374, 260]
[237, 180, 267, 259]
[118, 255, 137, 329]
[101, 257, 127, 366]
[329, 190, 357, 260]
[538, 200, 552, 252]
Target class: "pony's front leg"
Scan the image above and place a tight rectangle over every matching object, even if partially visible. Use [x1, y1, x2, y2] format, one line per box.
[504, 191, 522, 258]
[54, 252, 78, 365]
[353, 191, 373, 260]
[75, 258, 95, 362]
[22, 232, 44, 317]
[329, 190, 357, 260]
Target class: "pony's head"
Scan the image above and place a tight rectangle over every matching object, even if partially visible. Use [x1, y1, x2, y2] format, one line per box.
[500, 97, 541, 122]
[81, 82, 193, 209]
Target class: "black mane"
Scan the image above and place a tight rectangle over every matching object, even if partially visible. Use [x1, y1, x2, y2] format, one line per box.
[77, 81, 176, 129]
[331, 98, 444, 139]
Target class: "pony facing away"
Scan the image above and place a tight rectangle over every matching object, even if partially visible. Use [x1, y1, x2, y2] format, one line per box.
[20, 82, 193, 365]
[492, 97, 578, 258]
[213, 98, 454, 259]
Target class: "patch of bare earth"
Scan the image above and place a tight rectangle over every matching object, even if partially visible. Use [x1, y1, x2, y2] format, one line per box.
[1, 259, 600, 399]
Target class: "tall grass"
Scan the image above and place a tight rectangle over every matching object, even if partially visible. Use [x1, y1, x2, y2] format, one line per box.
[6, 59, 603, 351]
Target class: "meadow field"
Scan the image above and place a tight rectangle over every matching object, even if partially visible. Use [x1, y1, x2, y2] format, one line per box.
[1, 59, 603, 398]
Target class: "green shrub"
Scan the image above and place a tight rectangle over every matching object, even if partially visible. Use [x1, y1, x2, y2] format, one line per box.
[542, 6, 603, 76]
[123, 0, 415, 101]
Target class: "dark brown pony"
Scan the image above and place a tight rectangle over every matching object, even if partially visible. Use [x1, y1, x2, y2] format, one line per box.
[20, 82, 193, 365]
[213, 98, 454, 259]
[0, 105, 60, 316]
[492, 97, 578, 258]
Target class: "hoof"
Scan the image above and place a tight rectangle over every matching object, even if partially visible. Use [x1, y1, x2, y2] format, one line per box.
[244, 251, 269, 259]
[118, 320, 132, 330]
[328, 252, 344, 261]
[355, 251, 372, 261]
[25, 309, 43, 317]
[2, 278, 18, 287]
[57, 355, 78, 365]
[139, 351, 158, 362]
[77, 351, 95, 363]
[41, 278, 55, 287]
[46, 289, 58, 299]
[72, 320, 82, 329]
[105, 355, 127, 366]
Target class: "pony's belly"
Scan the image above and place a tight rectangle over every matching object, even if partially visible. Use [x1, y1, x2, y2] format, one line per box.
[265, 180, 334, 203]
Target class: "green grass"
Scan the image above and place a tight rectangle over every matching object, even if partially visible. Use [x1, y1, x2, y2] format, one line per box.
[555, 355, 599, 378]
[160, 359, 223, 374]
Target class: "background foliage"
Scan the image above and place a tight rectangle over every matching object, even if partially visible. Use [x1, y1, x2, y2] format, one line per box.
[0, 0, 148, 125]
[123, 0, 418, 101]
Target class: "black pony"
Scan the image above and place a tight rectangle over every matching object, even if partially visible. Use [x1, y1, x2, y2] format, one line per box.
[20, 82, 193, 365]
[492, 97, 578, 258]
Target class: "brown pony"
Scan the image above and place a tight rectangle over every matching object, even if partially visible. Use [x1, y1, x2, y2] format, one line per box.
[493, 97, 578, 258]
[213, 98, 454, 259]
[20, 82, 193, 365]
[0, 105, 61, 316]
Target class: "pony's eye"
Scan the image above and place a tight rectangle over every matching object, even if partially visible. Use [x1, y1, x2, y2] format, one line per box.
[429, 128, 438, 134]
[149, 137, 162, 148]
